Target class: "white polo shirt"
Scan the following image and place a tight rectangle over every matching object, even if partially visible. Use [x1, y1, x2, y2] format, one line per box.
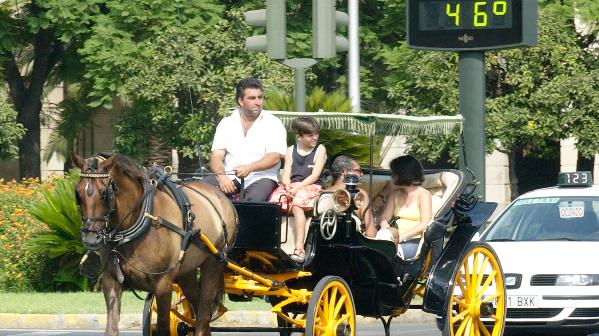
[211, 109, 287, 187]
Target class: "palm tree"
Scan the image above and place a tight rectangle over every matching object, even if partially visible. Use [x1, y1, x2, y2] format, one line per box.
[28, 171, 89, 290]
[265, 87, 379, 166]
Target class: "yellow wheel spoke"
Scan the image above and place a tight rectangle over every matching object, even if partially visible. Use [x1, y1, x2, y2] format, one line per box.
[481, 292, 500, 303]
[477, 270, 497, 297]
[323, 290, 330, 318]
[455, 297, 468, 309]
[457, 273, 467, 298]
[472, 253, 480, 288]
[333, 295, 347, 318]
[476, 318, 491, 336]
[455, 315, 471, 336]
[314, 324, 326, 336]
[333, 313, 351, 331]
[451, 308, 471, 324]
[329, 287, 338, 321]
[474, 321, 481, 336]
[463, 261, 471, 290]
[479, 258, 491, 288]
[317, 303, 326, 324]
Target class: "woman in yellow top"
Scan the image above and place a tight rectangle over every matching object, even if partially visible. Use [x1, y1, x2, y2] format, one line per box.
[377, 155, 432, 259]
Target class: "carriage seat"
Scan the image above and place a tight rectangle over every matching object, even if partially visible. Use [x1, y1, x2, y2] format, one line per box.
[421, 171, 461, 218]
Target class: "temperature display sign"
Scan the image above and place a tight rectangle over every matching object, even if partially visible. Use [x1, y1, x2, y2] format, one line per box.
[407, 0, 537, 51]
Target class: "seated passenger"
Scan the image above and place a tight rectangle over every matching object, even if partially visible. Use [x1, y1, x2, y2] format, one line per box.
[377, 155, 432, 259]
[205, 77, 287, 201]
[269, 117, 327, 263]
[326, 155, 377, 238]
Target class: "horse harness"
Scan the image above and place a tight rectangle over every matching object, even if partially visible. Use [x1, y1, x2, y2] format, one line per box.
[77, 158, 229, 279]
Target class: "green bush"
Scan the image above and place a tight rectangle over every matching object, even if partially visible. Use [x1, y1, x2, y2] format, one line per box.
[28, 171, 88, 291]
[0, 178, 51, 291]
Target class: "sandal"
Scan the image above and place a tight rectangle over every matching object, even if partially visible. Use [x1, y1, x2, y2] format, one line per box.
[290, 249, 305, 263]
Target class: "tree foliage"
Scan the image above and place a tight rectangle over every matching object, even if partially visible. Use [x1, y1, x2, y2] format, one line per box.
[0, 87, 25, 160]
[79, 4, 293, 161]
[375, 2, 599, 167]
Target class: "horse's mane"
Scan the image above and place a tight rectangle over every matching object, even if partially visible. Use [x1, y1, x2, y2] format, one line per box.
[96, 152, 146, 185]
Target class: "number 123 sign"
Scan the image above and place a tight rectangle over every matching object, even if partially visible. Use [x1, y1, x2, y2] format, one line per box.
[407, 0, 537, 51]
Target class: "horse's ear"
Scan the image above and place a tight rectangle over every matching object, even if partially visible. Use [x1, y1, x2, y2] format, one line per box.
[100, 155, 118, 172]
[70, 152, 85, 169]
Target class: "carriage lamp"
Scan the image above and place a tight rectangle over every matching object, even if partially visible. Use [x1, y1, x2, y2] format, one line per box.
[353, 192, 365, 209]
[555, 274, 599, 286]
[333, 189, 351, 213]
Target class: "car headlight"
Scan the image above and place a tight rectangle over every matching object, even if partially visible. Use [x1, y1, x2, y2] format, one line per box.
[333, 189, 351, 213]
[556, 274, 599, 286]
[504, 274, 522, 289]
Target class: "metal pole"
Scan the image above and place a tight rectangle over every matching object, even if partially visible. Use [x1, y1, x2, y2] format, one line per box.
[369, 135, 374, 196]
[458, 51, 486, 200]
[284, 58, 317, 112]
[348, 0, 360, 112]
[294, 67, 306, 112]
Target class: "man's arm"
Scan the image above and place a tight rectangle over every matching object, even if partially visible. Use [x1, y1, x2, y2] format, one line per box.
[234, 152, 281, 179]
[210, 149, 237, 194]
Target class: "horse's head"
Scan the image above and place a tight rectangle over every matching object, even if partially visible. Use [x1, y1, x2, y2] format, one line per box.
[71, 152, 119, 251]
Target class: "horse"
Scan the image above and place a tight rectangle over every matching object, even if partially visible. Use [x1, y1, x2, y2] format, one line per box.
[71, 152, 237, 336]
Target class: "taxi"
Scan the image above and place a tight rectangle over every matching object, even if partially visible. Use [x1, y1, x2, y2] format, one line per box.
[479, 171, 599, 335]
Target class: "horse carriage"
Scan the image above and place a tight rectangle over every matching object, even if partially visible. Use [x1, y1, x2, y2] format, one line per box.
[73, 112, 506, 336]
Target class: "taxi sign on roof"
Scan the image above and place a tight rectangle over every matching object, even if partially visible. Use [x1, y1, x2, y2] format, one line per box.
[557, 171, 593, 187]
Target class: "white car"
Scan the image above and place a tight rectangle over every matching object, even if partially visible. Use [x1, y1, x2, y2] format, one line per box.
[479, 172, 599, 336]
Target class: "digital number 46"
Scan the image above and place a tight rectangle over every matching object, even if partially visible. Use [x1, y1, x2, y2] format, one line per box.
[446, 1, 508, 27]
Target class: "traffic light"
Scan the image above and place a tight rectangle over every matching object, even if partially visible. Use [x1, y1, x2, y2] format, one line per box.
[312, 0, 349, 59]
[245, 0, 287, 60]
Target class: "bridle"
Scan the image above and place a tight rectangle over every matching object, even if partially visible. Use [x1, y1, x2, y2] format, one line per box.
[76, 162, 156, 251]
[77, 171, 117, 240]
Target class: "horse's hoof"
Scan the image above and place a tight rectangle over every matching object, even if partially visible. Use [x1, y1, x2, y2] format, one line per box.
[210, 303, 228, 322]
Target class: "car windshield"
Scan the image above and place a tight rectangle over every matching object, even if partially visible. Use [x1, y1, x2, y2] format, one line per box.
[481, 196, 599, 242]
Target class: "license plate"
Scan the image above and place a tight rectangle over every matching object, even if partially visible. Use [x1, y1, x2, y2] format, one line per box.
[507, 295, 538, 308]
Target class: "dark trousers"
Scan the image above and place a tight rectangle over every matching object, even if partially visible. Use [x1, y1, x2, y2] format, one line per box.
[202, 175, 277, 202]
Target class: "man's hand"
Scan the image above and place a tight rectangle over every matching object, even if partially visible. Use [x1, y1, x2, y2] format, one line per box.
[217, 175, 237, 194]
[234, 164, 253, 179]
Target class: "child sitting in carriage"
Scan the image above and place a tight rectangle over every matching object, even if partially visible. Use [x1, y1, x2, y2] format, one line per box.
[269, 117, 327, 263]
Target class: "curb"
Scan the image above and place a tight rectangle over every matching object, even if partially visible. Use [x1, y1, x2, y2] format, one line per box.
[0, 310, 435, 330]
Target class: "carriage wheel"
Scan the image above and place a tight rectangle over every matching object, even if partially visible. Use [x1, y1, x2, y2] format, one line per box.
[142, 284, 195, 336]
[306, 276, 356, 336]
[443, 242, 506, 336]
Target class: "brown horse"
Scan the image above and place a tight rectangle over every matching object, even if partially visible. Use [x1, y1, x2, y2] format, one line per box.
[71, 152, 237, 336]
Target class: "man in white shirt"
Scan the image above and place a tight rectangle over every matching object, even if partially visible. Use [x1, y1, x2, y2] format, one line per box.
[206, 77, 287, 201]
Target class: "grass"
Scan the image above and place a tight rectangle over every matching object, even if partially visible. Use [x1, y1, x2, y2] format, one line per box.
[0, 291, 270, 314]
